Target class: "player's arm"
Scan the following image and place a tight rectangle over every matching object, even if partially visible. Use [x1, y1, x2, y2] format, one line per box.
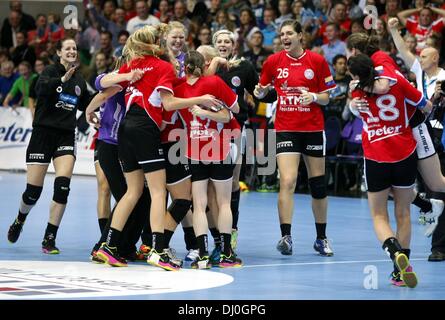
[190, 105, 231, 123]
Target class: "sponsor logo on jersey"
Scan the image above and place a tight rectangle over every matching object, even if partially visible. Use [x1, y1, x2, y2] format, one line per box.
[367, 125, 402, 140]
[304, 69, 314, 80]
[231, 76, 241, 87]
[306, 145, 323, 151]
[56, 86, 62, 93]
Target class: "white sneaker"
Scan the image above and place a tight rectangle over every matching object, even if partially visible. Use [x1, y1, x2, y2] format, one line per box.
[164, 247, 183, 267]
[421, 199, 444, 237]
[184, 249, 200, 262]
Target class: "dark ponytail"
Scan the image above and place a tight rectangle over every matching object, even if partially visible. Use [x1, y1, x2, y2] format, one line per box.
[347, 54, 378, 93]
[185, 51, 205, 77]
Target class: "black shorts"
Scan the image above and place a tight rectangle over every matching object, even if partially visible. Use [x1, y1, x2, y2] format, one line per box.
[276, 131, 325, 157]
[26, 127, 76, 164]
[163, 141, 191, 185]
[189, 157, 234, 182]
[364, 152, 417, 192]
[94, 138, 101, 163]
[118, 105, 165, 173]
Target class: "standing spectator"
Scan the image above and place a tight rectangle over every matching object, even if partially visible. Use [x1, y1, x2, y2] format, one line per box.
[0, 60, 20, 106]
[10, 31, 36, 67]
[243, 30, 273, 72]
[261, 7, 278, 51]
[28, 14, 50, 57]
[320, 22, 346, 74]
[1, 10, 28, 49]
[235, 7, 261, 55]
[3, 61, 37, 109]
[8, 0, 35, 31]
[126, 0, 160, 34]
[154, 0, 172, 23]
[122, 0, 137, 21]
[398, 7, 445, 53]
[275, 0, 293, 27]
[326, 54, 350, 123]
[172, 0, 192, 30]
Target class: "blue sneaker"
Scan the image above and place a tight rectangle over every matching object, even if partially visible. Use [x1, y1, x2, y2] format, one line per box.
[209, 245, 222, 267]
[313, 238, 334, 256]
[276, 235, 292, 255]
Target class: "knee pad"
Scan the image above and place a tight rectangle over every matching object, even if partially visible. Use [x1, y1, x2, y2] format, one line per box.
[168, 199, 192, 224]
[53, 176, 71, 204]
[22, 184, 43, 205]
[308, 175, 327, 199]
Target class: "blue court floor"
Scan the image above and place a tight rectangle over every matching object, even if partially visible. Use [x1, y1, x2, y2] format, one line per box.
[0, 171, 444, 300]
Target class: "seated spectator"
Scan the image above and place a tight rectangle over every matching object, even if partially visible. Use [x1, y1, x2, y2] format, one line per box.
[0, 60, 20, 106]
[319, 1, 351, 44]
[235, 8, 261, 55]
[88, 52, 111, 88]
[275, 0, 293, 27]
[380, 0, 401, 24]
[343, 0, 363, 20]
[127, 0, 160, 34]
[292, 0, 316, 28]
[3, 61, 37, 109]
[350, 16, 366, 34]
[47, 13, 65, 44]
[326, 54, 350, 124]
[249, 0, 265, 28]
[261, 7, 277, 51]
[172, 0, 191, 30]
[195, 25, 212, 48]
[154, 0, 172, 23]
[10, 31, 36, 67]
[122, 0, 137, 21]
[90, 31, 114, 69]
[211, 9, 236, 33]
[243, 30, 273, 72]
[113, 30, 130, 58]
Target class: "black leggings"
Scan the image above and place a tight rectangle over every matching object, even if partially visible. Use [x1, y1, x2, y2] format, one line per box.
[96, 140, 151, 255]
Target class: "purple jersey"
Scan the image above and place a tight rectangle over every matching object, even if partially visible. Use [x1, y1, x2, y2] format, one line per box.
[176, 52, 186, 78]
[95, 73, 125, 145]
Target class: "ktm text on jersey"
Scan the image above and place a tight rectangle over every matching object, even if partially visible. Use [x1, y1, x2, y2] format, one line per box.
[260, 50, 336, 132]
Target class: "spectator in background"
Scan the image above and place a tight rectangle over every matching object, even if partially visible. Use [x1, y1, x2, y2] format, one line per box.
[102, 0, 117, 21]
[292, 0, 316, 27]
[212, 9, 236, 33]
[3, 61, 37, 109]
[172, 0, 191, 30]
[10, 31, 36, 68]
[275, 0, 293, 27]
[261, 7, 277, 51]
[313, 0, 331, 25]
[0, 60, 20, 106]
[127, 0, 160, 34]
[398, 6, 445, 53]
[376, 18, 392, 52]
[235, 7, 261, 55]
[90, 31, 114, 69]
[195, 25, 212, 48]
[28, 14, 49, 57]
[47, 13, 65, 44]
[9, 0, 35, 31]
[207, 0, 222, 25]
[243, 30, 273, 72]
[87, 1, 127, 48]
[114, 30, 130, 58]
[319, 23, 346, 74]
[272, 35, 283, 53]
[343, 0, 363, 20]
[350, 16, 366, 34]
[326, 54, 350, 123]
[249, 0, 266, 28]
[28, 57, 50, 117]
[88, 52, 111, 88]
[122, 0, 137, 21]
[154, 0, 172, 23]
[319, 1, 351, 44]
[380, 0, 401, 24]
[1, 10, 29, 49]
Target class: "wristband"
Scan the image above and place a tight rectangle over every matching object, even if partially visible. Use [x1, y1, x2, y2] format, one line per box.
[310, 92, 318, 103]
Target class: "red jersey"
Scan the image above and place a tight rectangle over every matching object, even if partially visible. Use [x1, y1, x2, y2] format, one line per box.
[161, 77, 187, 143]
[371, 50, 400, 78]
[406, 18, 444, 53]
[352, 73, 424, 163]
[260, 50, 336, 132]
[175, 75, 238, 161]
[119, 56, 176, 128]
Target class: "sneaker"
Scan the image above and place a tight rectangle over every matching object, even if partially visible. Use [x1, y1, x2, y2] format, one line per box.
[390, 271, 406, 287]
[276, 235, 292, 255]
[219, 251, 243, 268]
[41, 237, 60, 255]
[191, 256, 212, 269]
[137, 244, 152, 259]
[239, 181, 249, 192]
[147, 249, 181, 271]
[165, 247, 183, 267]
[395, 253, 418, 288]
[184, 249, 200, 262]
[256, 183, 268, 192]
[421, 199, 444, 237]
[313, 238, 334, 256]
[428, 250, 445, 262]
[90, 250, 105, 264]
[96, 243, 127, 267]
[209, 245, 222, 266]
[7, 219, 24, 243]
[231, 229, 238, 251]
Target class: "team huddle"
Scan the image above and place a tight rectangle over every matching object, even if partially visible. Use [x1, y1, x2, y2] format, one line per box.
[6, 18, 445, 289]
